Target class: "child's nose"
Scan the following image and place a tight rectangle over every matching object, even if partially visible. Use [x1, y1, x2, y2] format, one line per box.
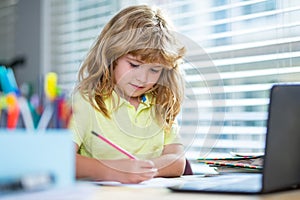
[135, 67, 148, 83]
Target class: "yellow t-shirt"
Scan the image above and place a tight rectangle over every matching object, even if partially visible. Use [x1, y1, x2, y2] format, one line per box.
[69, 91, 181, 160]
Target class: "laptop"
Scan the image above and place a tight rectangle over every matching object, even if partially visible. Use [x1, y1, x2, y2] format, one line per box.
[169, 84, 300, 194]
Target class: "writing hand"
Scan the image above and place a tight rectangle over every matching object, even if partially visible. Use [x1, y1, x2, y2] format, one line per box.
[101, 159, 158, 184]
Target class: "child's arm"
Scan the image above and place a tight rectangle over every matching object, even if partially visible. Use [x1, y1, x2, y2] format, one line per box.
[74, 144, 158, 183]
[151, 143, 186, 177]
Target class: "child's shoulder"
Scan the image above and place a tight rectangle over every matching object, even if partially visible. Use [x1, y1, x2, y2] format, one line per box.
[70, 91, 91, 107]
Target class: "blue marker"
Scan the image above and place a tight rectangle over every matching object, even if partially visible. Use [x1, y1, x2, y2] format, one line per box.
[0, 66, 15, 94]
[141, 95, 146, 103]
[6, 68, 20, 95]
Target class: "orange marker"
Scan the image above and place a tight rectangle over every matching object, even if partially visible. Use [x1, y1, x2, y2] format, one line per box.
[6, 94, 20, 129]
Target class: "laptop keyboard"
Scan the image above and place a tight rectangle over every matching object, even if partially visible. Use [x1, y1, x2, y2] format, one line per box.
[176, 173, 262, 193]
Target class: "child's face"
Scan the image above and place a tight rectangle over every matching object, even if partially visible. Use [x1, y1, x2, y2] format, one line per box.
[114, 54, 163, 98]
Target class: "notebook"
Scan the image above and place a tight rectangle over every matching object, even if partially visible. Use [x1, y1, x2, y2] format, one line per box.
[169, 84, 300, 194]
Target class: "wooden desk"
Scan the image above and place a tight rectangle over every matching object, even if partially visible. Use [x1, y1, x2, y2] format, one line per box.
[92, 186, 300, 200]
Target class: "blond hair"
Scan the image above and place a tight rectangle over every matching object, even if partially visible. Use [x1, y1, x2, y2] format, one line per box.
[76, 5, 185, 130]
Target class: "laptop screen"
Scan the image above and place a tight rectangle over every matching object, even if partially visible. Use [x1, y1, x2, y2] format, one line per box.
[263, 84, 300, 192]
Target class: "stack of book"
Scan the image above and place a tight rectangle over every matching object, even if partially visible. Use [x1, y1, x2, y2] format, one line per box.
[197, 152, 264, 173]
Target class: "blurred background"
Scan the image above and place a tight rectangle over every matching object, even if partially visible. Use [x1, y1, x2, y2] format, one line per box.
[1, 0, 300, 161]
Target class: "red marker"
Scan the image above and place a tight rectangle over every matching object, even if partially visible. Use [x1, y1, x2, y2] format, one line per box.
[6, 94, 20, 129]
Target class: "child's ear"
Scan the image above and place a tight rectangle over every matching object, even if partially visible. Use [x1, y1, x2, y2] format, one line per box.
[110, 60, 118, 69]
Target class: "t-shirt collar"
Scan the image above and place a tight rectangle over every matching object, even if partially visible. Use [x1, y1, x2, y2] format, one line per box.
[112, 90, 152, 108]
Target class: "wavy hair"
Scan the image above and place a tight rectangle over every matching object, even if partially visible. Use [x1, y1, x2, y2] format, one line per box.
[76, 5, 186, 131]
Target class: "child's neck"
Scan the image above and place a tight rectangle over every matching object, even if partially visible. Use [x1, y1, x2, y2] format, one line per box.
[114, 88, 141, 109]
[128, 96, 140, 110]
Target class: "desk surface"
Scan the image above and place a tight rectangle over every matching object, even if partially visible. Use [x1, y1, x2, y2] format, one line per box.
[92, 186, 300, 200]
[1, 182, 300, 200]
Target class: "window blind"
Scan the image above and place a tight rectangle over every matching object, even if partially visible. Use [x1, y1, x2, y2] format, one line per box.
[44, 0, 300, 160]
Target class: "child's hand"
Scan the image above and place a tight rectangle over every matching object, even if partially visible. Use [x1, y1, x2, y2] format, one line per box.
[101, 159, 158, 184]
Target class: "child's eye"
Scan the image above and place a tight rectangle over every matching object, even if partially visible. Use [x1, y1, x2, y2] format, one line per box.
[129, 62, 139, 68]
[150, 68, 161, 73]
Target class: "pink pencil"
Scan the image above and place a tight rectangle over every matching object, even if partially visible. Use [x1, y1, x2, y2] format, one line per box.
[91, 131, 137, 160]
